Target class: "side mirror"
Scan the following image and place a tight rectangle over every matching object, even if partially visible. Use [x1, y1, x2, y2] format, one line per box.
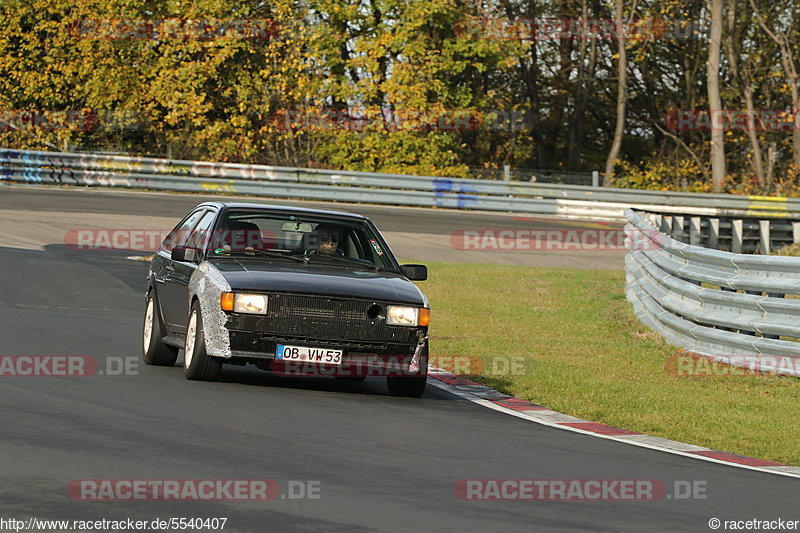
[172, 246, 201, 263]
[401, 264, 428, 281]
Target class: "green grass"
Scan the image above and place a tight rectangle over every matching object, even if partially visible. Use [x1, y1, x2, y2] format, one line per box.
[773, 242, 800, 257]
[410, 260, 800, 465]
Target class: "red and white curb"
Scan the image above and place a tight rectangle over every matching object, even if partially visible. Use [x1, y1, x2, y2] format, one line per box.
[427, 368, 800, 479]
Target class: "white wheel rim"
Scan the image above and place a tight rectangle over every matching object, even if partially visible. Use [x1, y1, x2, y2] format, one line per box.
[143, 298, 154, 352]
[185, 311, 197, 369]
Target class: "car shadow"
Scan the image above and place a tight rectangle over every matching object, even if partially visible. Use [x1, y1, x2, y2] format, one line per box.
[186, 361, 458, 400]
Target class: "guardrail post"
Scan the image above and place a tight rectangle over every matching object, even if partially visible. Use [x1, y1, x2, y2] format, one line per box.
[654, 213, 663, 229]
[708, 218, 720, 249]
[689, 216, 701, 245]
[660, 216, 671, 235]
[793, 221, 800, 244]
[732, 219, 743, 253]
[592, 170, 599, 187]
[672, 215, 685, 242]
[759, 220, 771, 254]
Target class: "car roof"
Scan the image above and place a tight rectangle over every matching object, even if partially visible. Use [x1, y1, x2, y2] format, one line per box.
[195, 202, 368, 220]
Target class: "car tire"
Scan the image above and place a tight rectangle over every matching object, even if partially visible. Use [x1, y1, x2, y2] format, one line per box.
[142, 291, 179, 366]
[183, 301, 222, 381]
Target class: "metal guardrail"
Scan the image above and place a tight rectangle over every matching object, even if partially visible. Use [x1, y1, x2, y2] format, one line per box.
[3, 148, 800, 219]
[625, 208, 800, 377]
[637, 209, 800, 254]
[467, 165, 596, 185]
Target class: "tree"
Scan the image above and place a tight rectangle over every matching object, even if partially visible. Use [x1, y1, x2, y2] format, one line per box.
[707, 0, 726, 192]
[604, 0, 628, 186]
[750, 0, 800, 175]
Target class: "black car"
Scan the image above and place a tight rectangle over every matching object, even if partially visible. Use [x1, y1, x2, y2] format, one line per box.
[142, 202, 430, 397]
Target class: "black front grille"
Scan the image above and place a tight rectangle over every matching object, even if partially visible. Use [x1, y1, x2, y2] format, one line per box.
[230, 294, 420, 344]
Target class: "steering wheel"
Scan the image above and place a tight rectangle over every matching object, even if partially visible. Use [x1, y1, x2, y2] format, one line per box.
[304, 247, 344, 258]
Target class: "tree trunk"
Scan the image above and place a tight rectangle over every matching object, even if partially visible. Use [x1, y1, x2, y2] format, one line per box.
[502, 0, 546, 167]
[707, 0, 726, 193]
[767, 142, 777, 190]
[725, 0, 765, 188]
[603, 0, 627, 186]
[567, 0, 598, 170]
[750, 0, 800, 174]
[788, 68, 800, 171]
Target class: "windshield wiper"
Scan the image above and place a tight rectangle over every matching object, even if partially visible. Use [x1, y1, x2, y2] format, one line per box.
[216, 249, 306, 263]
[306, 253, 379, 271]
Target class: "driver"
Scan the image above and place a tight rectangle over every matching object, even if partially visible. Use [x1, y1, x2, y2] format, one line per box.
[311, 224, 342, 256]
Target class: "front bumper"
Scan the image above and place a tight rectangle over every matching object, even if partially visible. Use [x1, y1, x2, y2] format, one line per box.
[225, 323, 428, 377]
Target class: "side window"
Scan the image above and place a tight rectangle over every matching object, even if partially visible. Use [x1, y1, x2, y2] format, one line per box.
[160, 210, 207, 253]
[185, 210, 217, 250]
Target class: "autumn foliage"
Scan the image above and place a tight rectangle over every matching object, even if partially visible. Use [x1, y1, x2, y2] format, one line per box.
[1, 0, 799, 192]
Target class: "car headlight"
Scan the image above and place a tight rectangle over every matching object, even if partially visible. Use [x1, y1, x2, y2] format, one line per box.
[386, 306, 430, 326]
[220, 293, 268, 315]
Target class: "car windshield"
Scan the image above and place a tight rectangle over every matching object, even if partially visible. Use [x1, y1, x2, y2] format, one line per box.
[209, 210, 399, 272]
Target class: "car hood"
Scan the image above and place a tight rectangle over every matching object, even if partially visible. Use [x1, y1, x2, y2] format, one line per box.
[210, 259, 427, 306]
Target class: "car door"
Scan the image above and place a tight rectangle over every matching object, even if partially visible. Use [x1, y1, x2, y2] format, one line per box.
[160, 209, 215, 334]
[151, 210, 203, 319]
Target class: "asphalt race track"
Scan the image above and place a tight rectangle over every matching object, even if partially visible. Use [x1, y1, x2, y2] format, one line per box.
[0, 186, 625, 269]
[1, 186, 797, 532]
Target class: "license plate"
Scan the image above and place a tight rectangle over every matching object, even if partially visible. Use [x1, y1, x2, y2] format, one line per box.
[276, 345, 343, 365]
